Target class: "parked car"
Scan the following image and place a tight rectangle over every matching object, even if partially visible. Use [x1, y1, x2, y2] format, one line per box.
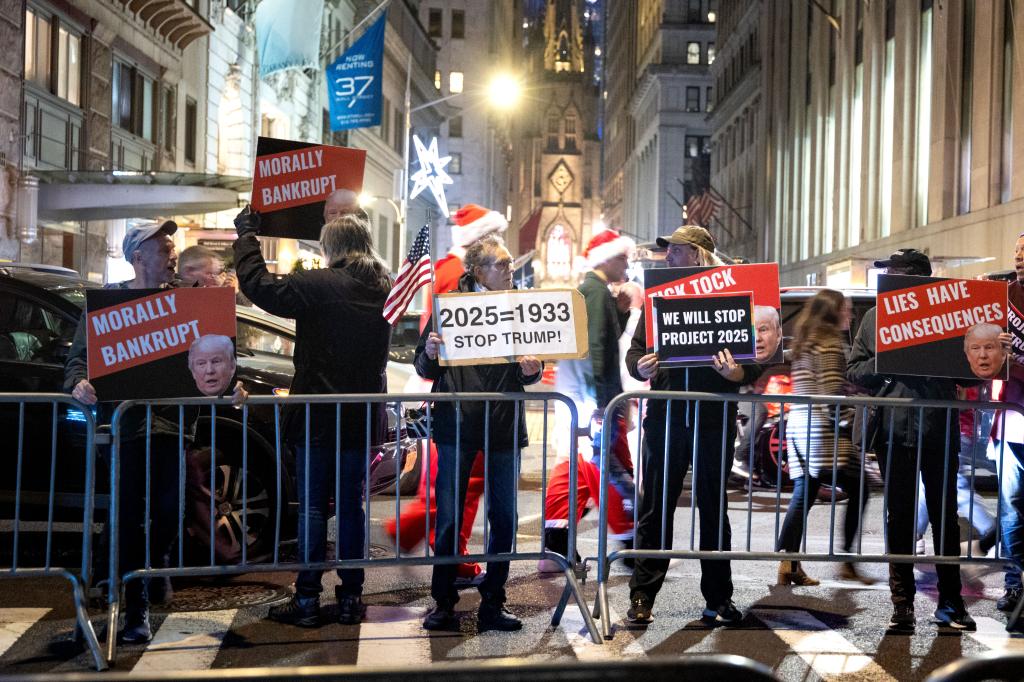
[0, 263, 422, 565]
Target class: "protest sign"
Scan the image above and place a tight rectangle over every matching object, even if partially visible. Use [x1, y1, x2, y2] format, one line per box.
[86, 287, 237, 400]
[642, 263, 782, 364]
[652, 292, 755, 367]
[876, 274, 1008, 379]
[250, 136, 367, 240]
[1008, 295, 1024, 362]
[435, 289, 588, 366]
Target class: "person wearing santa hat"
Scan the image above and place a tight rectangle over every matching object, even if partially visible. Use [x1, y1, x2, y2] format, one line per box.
[543, 228, 638, 567]
[384, 204, 509, 582]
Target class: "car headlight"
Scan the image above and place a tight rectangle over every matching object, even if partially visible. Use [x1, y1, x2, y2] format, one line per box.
[272, 388, 290, 397]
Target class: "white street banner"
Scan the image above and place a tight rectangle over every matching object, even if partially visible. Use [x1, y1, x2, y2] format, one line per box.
[435, 289, 588, 366]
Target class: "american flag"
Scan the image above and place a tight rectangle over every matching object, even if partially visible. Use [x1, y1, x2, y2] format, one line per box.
[383, 224, 432, 324]
[684, 189, 723, 227]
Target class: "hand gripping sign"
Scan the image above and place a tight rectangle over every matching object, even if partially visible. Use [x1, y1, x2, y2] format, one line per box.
[876, 273, 1008, 380]
[434, 289, 588, 366]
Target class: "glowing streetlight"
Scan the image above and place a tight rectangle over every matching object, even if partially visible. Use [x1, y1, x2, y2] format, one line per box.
[486, 73, 522, 111]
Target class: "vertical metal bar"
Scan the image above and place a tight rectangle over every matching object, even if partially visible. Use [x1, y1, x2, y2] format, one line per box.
[80, 400, 97, 594]
[539, 399, 548, 540]
[801, 398, 811, 554]
[454, 400, 462, 557]
[635, 397, 643, 533]
[774, 400, 785, 546]
[690, 401, 701, 551]
[424, 401, 432, 558]
[145, 406, 152, 570]
[512, 398, 520, 553]
[303, 403, 310, 564]
[828, 403, 840, 556]
[13, 402, 24, 570]
[394, 401, 402, 555]
[939, 407, 953, 555]
[662, 400, 672, 551]
[595, 395, 610, 588]
[996, 411, 1008, 561]
[335, 404, 341, 562]
[209, 404, 217, 566]
[45, 401, 58, 569]
[857, 405, 867, 554]
[717, 400, 728, 551]
[365, 402, 372, 561]
[966, 406, 978, 559]
[566, 396, 580, 570]
[747, 397, 755, 551]
[273, 404, 282, 565]
[881, 409, 895, 553]
[178, 405, 185, 569]
[241, 404, 249, 566]
[911, 407, 924, 556]
[483, 402, 491, 554]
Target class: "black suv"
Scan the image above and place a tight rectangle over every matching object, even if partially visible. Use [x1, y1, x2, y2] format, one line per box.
[0, 263, 420, 564]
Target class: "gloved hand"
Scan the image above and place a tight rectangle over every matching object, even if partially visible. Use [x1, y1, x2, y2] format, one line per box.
[234, 205, 261, 237]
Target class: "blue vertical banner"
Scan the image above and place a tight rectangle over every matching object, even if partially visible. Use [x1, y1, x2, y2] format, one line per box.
[326, 11, 387, 131]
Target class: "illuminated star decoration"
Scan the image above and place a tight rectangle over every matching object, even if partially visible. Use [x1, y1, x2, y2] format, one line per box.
[409, 135, 453, 217]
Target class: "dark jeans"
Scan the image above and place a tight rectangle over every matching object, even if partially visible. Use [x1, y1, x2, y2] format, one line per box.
[119, 435, 183, 609]
[294, 444, 367, 598]
[1001, 443, 1024, 590]
[878, 443, 962, 606]
[777, 471, 866, 553]
[629, 418, 733, 607]
[431, 443, 519, 606]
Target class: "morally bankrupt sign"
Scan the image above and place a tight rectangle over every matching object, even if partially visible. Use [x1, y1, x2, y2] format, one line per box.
[86, 287, 237, 400]
[876, 274, 1008, 379]
[250, 136, 367, 240]
[434, 289, 588, 366]
[652, 292, 755, 367]
[643, 263, 782, 364]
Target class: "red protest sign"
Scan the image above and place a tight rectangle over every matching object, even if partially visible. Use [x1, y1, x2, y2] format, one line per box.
[642, 263, 782, 364]
[86, 287, 237, 400]
[250, 136, 366, 240]
[876, 274, 1008, 379]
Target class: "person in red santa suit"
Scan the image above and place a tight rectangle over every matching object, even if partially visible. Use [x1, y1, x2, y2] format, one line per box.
[385, 204, 508, 581]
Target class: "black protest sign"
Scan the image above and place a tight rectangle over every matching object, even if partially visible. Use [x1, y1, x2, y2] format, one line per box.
[652, 292, 755, 367]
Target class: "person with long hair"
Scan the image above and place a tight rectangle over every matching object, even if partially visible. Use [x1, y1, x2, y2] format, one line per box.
[776, 289, 872, 586]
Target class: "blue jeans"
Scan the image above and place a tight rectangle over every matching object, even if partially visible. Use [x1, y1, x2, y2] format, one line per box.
[431, 443, 519, 606]
[777, 471, 866, 554]
[294, 445, 367, 598]
[1001, 443, 1024, 590]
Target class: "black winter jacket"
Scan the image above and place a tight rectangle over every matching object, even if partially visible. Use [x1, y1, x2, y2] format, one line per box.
[233, 232, 392, 447]
[414, 273, 542, 450]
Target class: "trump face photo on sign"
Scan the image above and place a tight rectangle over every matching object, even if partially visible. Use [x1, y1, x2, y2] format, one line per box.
[188, 334, 236, 397]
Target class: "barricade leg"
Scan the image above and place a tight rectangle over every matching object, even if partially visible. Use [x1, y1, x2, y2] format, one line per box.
[69, 575, 106, 670]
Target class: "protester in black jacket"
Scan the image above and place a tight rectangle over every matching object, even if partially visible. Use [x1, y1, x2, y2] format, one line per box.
[624, 226, 764, 627]
[846, 248, 978, 633]
[234, 207, 392, 628]
[415, 235, 542, 633]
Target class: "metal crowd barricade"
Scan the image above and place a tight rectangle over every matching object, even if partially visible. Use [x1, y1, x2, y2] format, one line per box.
[592, 390, 1024, 640]
[925, 652, 1024, 682]
[0, 393, 105, 670]
[105, 391, 600, 665]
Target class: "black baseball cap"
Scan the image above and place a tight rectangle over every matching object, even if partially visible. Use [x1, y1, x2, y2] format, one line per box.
[873, 248, 932, 276]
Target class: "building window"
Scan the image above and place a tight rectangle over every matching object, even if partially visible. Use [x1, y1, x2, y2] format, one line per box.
[112, 60, 157, 142]
[707, 42, 716, 65]
[378, 215, 389, 260]
[687, 0, 702, 23]
[706, 86, 714, 112]
[25, 8, 81, 106]
[428, 8, 442, 38]
[847, 63, 864, 247]
[380, 96, 390, 142]
[687, 42, 701, 64]
[880, 32, 895, 237]
[451, 10, 465, 39]
[958, 0, 974, 215]
[434, 70, 441, 90]
[547, 114, 560, 148]
[184, 97, 197, 164]
[685, 135, 703, 158]
[449, 71, 463, 94]
[916, 3, 933, 226]
[162, 87, 175, 152]
[564, 115, 577, 150]
[449, 152, 462, 174]
[394, 105, 404, 154]
[685, 86, 701, 112]
[448, 115, 462, 138]
[1002, 0, 1014, 204]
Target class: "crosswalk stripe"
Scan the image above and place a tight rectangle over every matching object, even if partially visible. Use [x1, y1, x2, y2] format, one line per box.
[0, 608, 50, 659]
[558, 602, 619, 661]
[355, 606, 433, 667]
[968, 616, 1024, 652]
[132, 609, 238, 673]
[754, 608, 897, 680]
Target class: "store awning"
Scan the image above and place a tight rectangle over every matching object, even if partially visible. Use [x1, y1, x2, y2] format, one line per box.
[518, 207, 543, 255]
[35, 171, 251, 221]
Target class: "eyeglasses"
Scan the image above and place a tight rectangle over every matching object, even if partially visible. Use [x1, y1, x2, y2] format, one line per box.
[486, 258, 513, 272]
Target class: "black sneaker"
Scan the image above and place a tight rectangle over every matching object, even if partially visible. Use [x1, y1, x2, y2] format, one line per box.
[118, 606, 152, 644]
[702, 600, 743, 625]
[336, 592, 367, 626]
[423, 602, 459, 631]
[626, 594, 653, 624]
[477, 602, 522, 632]
[997, 587, 1023, 612]
[888, 604, 915, 632]
[268, 595, 320, 628]
[934, 599, 977, 631]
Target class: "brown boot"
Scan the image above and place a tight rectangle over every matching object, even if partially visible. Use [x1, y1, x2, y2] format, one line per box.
[777, 560, 820, 586]
[837, 562, 876, 585]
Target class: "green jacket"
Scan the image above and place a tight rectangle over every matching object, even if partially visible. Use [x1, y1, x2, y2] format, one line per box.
[578, 271, 628, 409]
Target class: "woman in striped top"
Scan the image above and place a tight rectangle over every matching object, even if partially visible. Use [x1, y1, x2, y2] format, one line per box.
[776, 289, 872, 586]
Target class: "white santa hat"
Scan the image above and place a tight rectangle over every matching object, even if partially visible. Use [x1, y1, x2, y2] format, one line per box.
[451, 204, 508, 248]
[584, 228, 635, 269]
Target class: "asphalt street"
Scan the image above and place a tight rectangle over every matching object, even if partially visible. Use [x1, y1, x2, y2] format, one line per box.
[0, 480, 1019, 680]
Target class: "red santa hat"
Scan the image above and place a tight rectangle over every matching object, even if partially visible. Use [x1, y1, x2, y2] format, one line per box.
[584, 228, 635, 269]
[450, 204, 508, 248]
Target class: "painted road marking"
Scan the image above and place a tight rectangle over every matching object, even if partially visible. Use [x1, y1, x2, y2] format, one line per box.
[0, 608, 50, 658]
[132, 609, 237, 673]
[355, 606, 433, 667]
[969, 616, 1024, 652]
